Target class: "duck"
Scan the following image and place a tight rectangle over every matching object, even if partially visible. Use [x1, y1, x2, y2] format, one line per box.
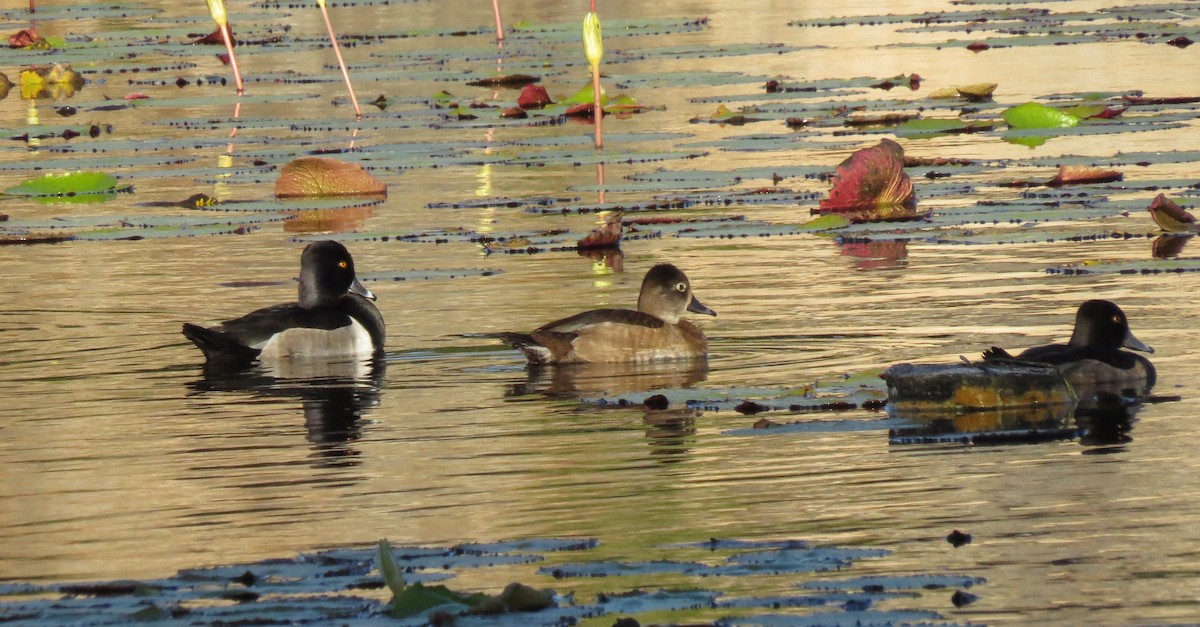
[498, 263, 715, 365]
[982, 300, 1155, 394]
[182, 240, 385, 366]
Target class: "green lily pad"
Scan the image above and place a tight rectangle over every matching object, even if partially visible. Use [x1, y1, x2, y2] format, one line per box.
[4, 172, 130, 197]
[1001, 102, 1082, 129]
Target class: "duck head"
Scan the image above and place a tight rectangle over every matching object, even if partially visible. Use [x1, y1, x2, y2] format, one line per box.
[298, 240, 376, 308]
[636, 263, 715, 324]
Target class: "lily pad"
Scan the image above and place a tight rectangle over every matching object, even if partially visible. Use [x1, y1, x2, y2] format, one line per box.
[274, 157, 387, 198]
[4, 171, 130, 197]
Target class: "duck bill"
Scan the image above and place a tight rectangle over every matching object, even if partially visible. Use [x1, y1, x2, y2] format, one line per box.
[687, 295, 716, 317]
[350, 277, 377, 301]
[1123, 330, 1153, 354]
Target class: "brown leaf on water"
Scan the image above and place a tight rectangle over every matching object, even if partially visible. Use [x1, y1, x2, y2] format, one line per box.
[274, 157, 387, 198]
[819, 138, 916, 217]
[1123, 94, 1200, 105]
[192, 26, 235, 46]
[966, 41, 990, 52]
[1147, 193, 1198, 233]
[500, 107, 527, 119]
[517, 84, 552, 109]
[576, 212, 623, 249]
[842, 113, 919, 127]
[8, 28, 43, 48]
[956, 82, 997, 101]
[1045, 165, 1122, 187]
[465, 74, 539, 88]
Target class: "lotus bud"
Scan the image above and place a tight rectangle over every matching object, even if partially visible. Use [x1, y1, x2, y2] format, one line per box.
[206, 0, 228, 28]
[316, 0, 326, 8]
[582, 12, 603, 69]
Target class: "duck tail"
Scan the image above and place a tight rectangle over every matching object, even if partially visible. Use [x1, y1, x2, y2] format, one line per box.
[493, 332, 553, 365]
[181, 323, 260, 367]
[980, 346, 1014, 361]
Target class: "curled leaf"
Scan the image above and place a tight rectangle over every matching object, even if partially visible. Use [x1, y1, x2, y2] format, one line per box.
[274, 157, 387, 198]
[8, 28, 44, 49]
[577, 212, 623, 249]
[1147, 193, 1198, 233]
[517, 84, 552, 109]
[956, 82, 996, 101]
[818, 138, 916, 217]
[375, 539, 406, 598]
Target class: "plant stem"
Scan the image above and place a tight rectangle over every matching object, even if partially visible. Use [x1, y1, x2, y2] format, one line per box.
[491, 0, 505, 41]
[319, 3, 361, 118]
[220, 24, 244, 95]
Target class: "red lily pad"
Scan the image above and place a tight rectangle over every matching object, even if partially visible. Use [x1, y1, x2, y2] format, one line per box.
[818, 138, 916, 215]
[576, 213, 623, 249]
[274, 157, 387, 199]
[465, 74, 539, 88]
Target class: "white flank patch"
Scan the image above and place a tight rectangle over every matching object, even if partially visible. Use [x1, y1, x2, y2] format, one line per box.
[255, 319, 374, 360]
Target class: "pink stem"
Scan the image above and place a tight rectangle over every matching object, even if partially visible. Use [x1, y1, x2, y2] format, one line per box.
[220, 24, 244, 95]
[591, 66, 603, 149]
[320, 3, 361, 118]
[491, 0, 504, 41]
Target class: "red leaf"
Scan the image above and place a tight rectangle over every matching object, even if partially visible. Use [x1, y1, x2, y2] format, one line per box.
[563, 102, 599, 118]
[500, 107, 527, 119]
[193, 26, 235, 46]
[1091, 106, 1125, 119]
[819, 138, 916, 215]
[274, 157, 387, 198]
[1147, 193, 1198, 232]
[1045, 165, 1122, 187]
[966, 41, 990, 52]
[124, 93, 149, 100]
[576, 213, 623, 249]
[517, 84, 552, 109]
[8, 28, 42, 48]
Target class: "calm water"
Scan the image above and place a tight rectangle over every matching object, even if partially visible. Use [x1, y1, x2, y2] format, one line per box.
[2, 0, 1200, 624]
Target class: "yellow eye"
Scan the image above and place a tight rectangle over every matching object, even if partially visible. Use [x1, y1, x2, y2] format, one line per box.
[338, 260, 348, 269]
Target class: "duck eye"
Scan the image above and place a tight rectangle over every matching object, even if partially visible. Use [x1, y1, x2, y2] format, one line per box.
[338, 260, 348, 269]
[675, 282, 687, 292]
[1112, 315, 1122, 324]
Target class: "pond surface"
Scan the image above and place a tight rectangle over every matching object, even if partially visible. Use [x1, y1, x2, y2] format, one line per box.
[1, 0, 1200, 624]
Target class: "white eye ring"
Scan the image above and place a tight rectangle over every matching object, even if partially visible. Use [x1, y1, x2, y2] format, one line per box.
[675, 282, 687, 292]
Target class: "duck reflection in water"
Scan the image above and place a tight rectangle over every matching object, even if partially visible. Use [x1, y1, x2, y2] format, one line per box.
[187, 357, 386, 467]
[889, 394, 1143, 450]
[507, 359, 709, 399]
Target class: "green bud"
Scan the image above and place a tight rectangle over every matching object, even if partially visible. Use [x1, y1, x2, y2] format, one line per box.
[582, 12, 603, 69]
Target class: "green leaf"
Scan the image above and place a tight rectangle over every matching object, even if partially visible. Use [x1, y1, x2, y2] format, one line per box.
[1062, 104, 1107, 119]
[5, 171, 128, 197]
[375, 539, 406, 598]
[385, 583, 487, 619]
[560, 83, 608, 106]
[798, 214, 851, 231]
[1001, 102, 1081, 129]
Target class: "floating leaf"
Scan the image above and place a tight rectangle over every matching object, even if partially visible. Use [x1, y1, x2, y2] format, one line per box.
[274, 157, 387, 198]
[818, 138, 916, 217]
[518, 84, 552, 109]
[4, 171, 128, 197]
[956, 82, 997, 100]
[1147, 193, 1198, 233]
[1001, 102, 1081, 129]
[1046, 165, 1122, 187]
